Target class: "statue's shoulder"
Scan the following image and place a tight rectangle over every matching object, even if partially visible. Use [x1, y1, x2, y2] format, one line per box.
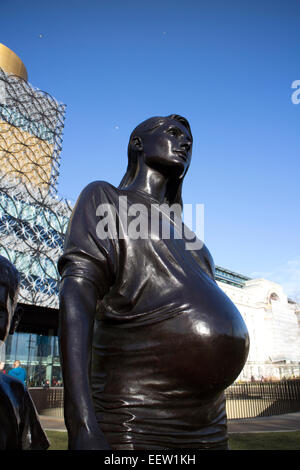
[80, 180, 118, 195]
[78, 180, 119, 201]
[74, 181, 120, 211]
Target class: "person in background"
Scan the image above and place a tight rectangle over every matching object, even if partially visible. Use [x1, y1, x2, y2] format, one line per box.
[8, 360, 26, 384]
[43, 379, 50, 389]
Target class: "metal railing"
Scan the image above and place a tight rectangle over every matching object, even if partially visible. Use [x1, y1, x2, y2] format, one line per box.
[29, 387, 64, 418]
[225, 380, 300, 419]
[29, 380, 300, 420]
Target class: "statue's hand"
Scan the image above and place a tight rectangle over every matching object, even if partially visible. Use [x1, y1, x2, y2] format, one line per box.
[68, 423, 111, 450]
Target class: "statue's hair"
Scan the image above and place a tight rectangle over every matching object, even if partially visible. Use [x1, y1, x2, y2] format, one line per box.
[119, 114, 192, 207]
[0, 255, 20, 300]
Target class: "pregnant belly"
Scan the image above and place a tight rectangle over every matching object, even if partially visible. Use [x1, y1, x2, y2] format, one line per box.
[93, 309, 249, 407]
[93, 280, 249, 402]
[156, 285, 250, 397]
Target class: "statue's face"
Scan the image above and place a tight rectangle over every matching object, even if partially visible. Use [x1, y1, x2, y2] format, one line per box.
[0, 283, 14, 342]
[139, 118, 192, 177]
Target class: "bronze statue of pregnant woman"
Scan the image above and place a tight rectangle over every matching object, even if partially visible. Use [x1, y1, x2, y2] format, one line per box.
[58, 114, 249, 450]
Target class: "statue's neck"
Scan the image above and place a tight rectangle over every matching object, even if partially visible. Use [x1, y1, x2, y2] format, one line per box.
[125, 165, 169, 204]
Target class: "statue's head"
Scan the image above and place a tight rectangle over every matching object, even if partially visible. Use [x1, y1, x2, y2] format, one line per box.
[120, 114, 193, 205]
[0, 256, 21, 343]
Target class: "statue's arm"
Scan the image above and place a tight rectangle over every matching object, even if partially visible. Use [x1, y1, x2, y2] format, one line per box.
[59, 275, 110, 450]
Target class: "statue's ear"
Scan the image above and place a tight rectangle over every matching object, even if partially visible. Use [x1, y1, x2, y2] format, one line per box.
[131, 136, 143, 152]
[9, 306, 23, 335]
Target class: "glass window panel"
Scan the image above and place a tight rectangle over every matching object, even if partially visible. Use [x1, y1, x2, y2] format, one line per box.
[4, 330, 62, 387]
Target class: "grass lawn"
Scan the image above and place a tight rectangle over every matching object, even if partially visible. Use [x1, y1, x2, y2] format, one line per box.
[46, 431, 68, 450]
[229, 431, 300, 450]
[45, 431, 300, 451]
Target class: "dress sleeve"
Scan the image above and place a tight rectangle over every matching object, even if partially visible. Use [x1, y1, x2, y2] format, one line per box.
[58, 181, 118, 298]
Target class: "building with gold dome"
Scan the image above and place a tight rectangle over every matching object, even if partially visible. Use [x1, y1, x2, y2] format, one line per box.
[0, 45, 70, 386]
[0, 43, 64, 190]
[0, 43, 28, 80]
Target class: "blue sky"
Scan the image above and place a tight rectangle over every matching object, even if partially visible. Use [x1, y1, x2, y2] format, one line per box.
[2, 0, 300, 296]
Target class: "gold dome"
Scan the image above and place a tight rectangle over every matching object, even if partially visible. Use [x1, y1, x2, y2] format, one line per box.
[0, 44, 28, 81]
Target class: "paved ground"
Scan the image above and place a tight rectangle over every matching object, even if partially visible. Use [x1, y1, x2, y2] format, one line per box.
[227, 411, 300, 433]
[39, 415, 67, 432]
[39, 412, 300, 434]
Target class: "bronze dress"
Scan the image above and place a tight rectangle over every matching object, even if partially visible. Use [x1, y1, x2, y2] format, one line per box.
[58, 181, 249, 450]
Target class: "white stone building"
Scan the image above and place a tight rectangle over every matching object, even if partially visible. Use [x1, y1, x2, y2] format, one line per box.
[217, 273, 300, 381]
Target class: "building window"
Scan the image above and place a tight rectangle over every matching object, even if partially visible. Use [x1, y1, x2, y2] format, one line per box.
[4, 330, 62, 387]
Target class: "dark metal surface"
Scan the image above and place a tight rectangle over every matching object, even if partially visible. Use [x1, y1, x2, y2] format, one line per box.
[58, 115, 249, 450]
[0, 255, 49, 450]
